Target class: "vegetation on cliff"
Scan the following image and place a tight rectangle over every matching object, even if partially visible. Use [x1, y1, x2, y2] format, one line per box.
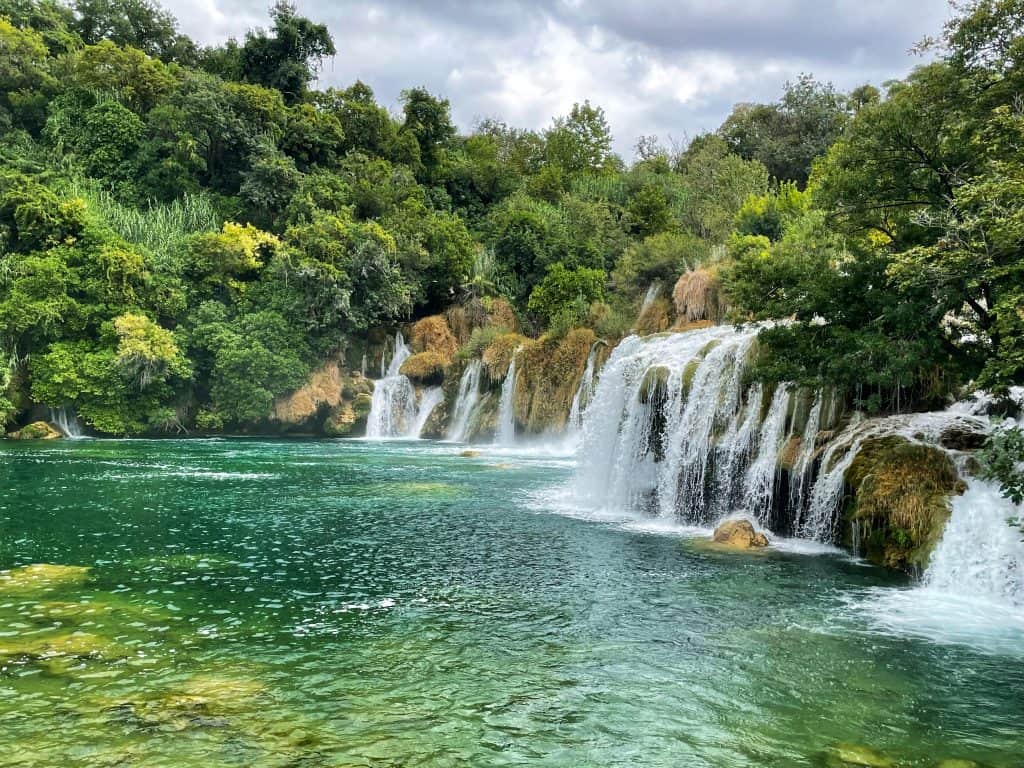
[0, 0, 1022, 443]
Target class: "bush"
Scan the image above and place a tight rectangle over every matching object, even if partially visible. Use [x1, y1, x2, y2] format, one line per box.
[526, 263, 605, 325]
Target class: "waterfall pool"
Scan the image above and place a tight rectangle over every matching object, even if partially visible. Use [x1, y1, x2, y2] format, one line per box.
[0, 438, 1021, 767]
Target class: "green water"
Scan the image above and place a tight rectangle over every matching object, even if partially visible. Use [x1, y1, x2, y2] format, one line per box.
[0, 439, 1021, 767]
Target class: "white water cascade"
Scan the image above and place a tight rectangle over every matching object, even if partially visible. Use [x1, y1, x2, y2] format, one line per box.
[640, 283, 661, 313]
[49, 406, 84, 438]
[365, 332, 440, 439]
[495, 350, 520, 445]
[567, 343, 601, 434]
[925, 480, 1024, 607]
[573, 326, 771, 523]
[447, 360, 483, 442]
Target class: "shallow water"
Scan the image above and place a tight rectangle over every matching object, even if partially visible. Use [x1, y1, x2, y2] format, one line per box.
[0, 439, 1021, 767]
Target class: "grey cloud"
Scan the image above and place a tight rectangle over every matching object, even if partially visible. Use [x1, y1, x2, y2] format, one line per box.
[163, 0, 952, 157]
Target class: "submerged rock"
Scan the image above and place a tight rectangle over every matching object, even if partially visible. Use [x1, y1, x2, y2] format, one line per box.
[712, 519, 769, 549]
[0, 563, 91, 594]
[0, 631, 124, 662]
[825, 743, 896, 768]
[935, 760, 980, 768]
[460, 450, 481, 457]
[7, 421, 61, 440]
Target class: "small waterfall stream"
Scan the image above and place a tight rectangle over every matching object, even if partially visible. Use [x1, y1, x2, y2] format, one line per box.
[365, 332, 440, 439]
[50, 406, 84, 438]
[567, 343, 601, 435]
[495, 350, 520, 445]
[447, 360, 483, 442]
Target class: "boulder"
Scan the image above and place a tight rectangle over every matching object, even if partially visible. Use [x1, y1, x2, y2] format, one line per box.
[712, 519, 769, 549]
[824, 743, 895, 768]
[7, 421, 61, 440]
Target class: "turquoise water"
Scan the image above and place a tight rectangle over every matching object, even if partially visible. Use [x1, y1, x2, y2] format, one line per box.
[0, 439, 1021, 767]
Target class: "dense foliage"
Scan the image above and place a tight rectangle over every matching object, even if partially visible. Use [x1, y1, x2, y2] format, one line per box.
[0, 0, 1021, 435]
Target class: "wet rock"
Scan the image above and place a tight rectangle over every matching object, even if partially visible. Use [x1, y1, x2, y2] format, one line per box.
[7, 421, 61, 440]
[825, 743, 896, 768]
[638, 366, 669, 406]
[938, 422, 988, 451]
[460, 450, 481, 457]
[711, 519, 769, 549]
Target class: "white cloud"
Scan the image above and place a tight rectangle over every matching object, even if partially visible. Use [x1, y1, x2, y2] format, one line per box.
[162, 0, 952, 159]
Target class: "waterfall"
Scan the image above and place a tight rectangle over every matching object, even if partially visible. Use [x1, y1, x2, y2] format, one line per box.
[567, 343, 601, 434]
[789, 394, 822, 526]
[49, 406, 84, 439]
[742, 383, 793, 525]
[640, 283, 660, 313]
[447, 360, 483, 442]
[365, 332, 439, 439]
[495, 350, 520, 445]
[799, 409, 989, 541]
[410, 386, 444, 439]
[924, 480, 1024, 606]
[573, 326, 765, 522]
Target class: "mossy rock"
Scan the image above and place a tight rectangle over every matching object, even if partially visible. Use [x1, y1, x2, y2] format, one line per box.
[639, 366, 670, 406]
[409, 315, 458, 362]
[516, 328, 597, 434]
[353, 392, 373, 418]
[482, 332, 528, 381]
[324, 403, 358, 437]
[824, 743, 896, 768]
[0, 563, 91, 595]
[634, 297, 672, 335]
[8, 421, 61, 440]
[843, 436, 965, 571]
[399, 351, 446, 385]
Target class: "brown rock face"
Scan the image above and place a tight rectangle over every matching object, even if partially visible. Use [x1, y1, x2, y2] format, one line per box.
[271, 361, 344, 425]
[712, 519, 770, 549]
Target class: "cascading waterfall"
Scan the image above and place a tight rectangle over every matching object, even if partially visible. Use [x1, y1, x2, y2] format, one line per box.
[574, 326, 765, 522]
[788, 394, 822, 527]
[365, 332, 440, 439]
[741, 383, 793, 525]
[495, 350, 520, 445]
[567, 343, 601, 434]
[49, 406, 83, 439]
[447, 360, 483, 442]
[924, 479, 1024, 607]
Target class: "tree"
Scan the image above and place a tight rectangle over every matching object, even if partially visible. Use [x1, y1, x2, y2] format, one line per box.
[237, 1, 334, 104]
[400, 86, 455, 181]
[70, 0, 195, 62]
[527, 263, 605, 325]
[544, 101, 616, 175]
[719, 75, 850, 187]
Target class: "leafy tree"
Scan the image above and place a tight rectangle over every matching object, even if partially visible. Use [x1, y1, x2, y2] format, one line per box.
[527, 262, 605, 325]
[237, 1, 335, 104]
[544, 101, 616, 175]
[70, 0, 194, 62]
[719, 75, 850, 187]
[400, 86, 455, 181]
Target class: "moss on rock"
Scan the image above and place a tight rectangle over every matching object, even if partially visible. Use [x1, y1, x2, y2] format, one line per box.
[0, 563, 91, 594]
[400, 351, 446, 384]
[410, 315, 458, 363]
[8, 421, 61, 440]
[844, 436, 966, 572]
[635, 297, 672, 335]
[516, 328, 597, 433]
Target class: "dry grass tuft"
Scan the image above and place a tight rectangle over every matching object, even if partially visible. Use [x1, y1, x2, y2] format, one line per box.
[410, 316, 458, 364]
[672, 268, 723, 324]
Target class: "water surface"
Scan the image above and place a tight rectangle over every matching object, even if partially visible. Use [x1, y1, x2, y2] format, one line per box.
[0, 439, 1021, 766]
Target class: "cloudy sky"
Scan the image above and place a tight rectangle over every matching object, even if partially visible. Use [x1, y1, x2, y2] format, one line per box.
[163, 0, 953, 158]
